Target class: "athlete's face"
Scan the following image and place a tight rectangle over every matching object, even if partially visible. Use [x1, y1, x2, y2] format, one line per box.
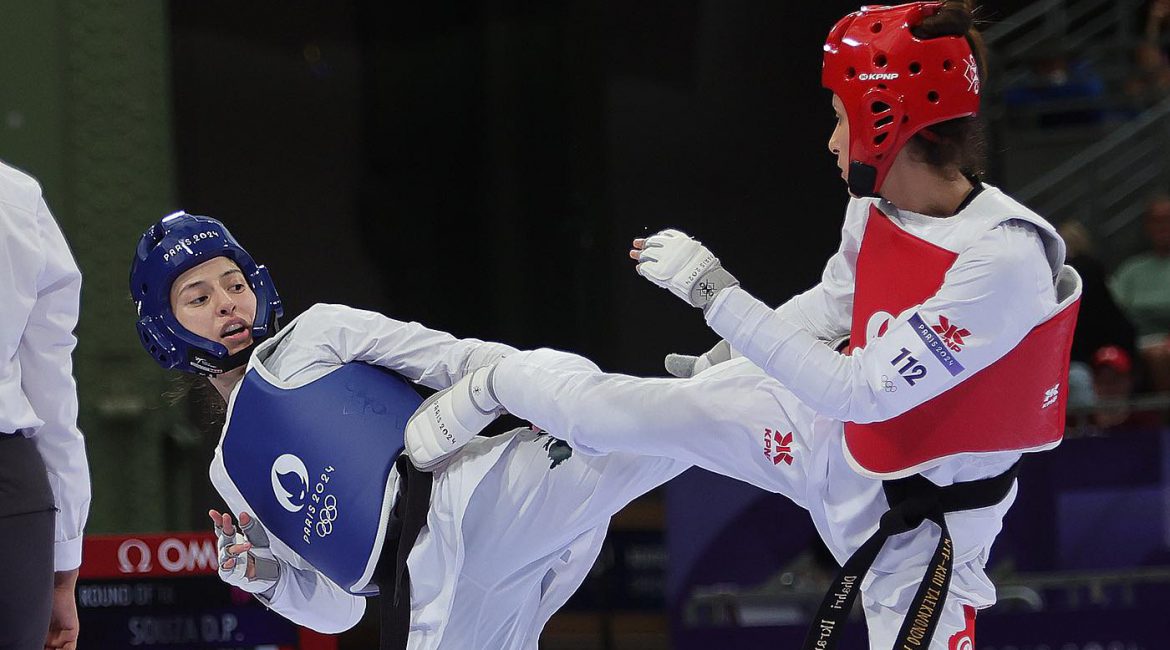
[828, 95, 849, 184]
[170, 256, 257, 355]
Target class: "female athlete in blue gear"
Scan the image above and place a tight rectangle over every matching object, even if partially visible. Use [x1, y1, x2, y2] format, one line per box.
[129, 212, 687, 649]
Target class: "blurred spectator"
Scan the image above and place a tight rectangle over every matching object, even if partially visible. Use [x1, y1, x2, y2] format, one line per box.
[1002, 38, 1105, 127]
[1124, 0, 1170, 108]
[1058, 220, 1140, 426]
[1110, 194, 1170, 394]
[1090, 345, 1136, 427]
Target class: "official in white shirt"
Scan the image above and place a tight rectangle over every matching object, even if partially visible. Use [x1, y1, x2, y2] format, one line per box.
[0, 159, 91, 650]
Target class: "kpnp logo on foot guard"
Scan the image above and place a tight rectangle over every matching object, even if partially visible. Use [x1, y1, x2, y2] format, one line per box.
[763, 428, 794, 466]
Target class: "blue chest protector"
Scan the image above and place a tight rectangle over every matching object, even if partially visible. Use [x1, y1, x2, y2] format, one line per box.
[221, 363, 423, 594]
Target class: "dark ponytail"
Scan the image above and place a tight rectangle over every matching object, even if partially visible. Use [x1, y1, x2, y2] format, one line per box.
[913, 0, 987, 77]
[909, 0, 990, 180]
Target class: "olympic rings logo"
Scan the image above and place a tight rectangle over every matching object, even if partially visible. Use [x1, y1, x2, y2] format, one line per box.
[315, 494, 339, 537]
[879, 375, 897, 393]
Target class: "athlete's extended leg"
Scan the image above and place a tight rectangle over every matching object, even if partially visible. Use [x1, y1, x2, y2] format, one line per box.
[490, 347, 815, 502]
[457, 428, 688, 573]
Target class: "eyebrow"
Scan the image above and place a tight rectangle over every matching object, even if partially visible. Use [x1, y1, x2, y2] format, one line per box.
[177, 269, 244, 295]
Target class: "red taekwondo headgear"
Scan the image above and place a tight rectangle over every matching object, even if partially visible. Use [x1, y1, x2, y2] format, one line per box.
[822, 2, 981, 197]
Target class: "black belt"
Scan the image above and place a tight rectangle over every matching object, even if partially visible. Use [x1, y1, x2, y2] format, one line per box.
[802, 462, 1020, 650]
[373, 455, 434, 650]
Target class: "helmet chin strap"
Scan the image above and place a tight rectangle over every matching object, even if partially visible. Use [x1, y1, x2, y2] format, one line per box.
[847, 161, 880, 198]
[187, 341, 260, 378]
[186, 315, 282, 378]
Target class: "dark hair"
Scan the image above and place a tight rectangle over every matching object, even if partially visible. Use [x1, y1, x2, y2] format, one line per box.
[165, 374, 227, 426]
[907, 0, 989, 178]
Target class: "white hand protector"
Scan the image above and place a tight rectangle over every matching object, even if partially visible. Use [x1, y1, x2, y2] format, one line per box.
[664, 339, 733, 378]
[825, 334, 850, 353]
[215, 515, 280, 594]
[405, 365, 503, 471]
[636, 229, 739, 310]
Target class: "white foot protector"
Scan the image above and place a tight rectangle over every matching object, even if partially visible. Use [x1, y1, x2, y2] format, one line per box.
[405, 365, 502, 471]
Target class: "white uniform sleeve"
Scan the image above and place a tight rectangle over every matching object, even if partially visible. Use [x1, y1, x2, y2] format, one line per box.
[770, 201, 863, 341]
[704, 221, 1057, 423]
[254, 558, 366, 634]
[13, 196, 91, 571]
[291, 303, 518, 390]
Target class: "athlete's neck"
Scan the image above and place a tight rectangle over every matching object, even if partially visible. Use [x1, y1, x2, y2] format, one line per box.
[209, 366, 246, 403]
[880, 152, 974, 218]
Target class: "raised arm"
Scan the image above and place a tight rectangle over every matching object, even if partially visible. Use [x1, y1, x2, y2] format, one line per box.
[704, 222, 1057, 423]
[288, 303, 518, 390]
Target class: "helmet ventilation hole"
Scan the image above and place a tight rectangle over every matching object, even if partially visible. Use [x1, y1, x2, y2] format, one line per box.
[870, 21, 883, 33]
[942, 59, 953, 71]
[927, 91, 940, 103]
[870, 101, 891, 114]
[874, 133, 889, 145]
[845, 67, 856, 79]
[874, 53, 888, 68]
[909, 62, 922, 75]
[875, 115, 894, 128]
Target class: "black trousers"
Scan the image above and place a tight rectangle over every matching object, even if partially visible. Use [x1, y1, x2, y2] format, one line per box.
[0, 434, 56, 650]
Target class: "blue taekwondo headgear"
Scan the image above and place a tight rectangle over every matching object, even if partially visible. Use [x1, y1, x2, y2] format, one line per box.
[129, 211, 283, 377]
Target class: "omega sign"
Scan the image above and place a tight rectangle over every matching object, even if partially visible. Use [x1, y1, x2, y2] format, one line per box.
[79, 533, 222, 580]
[115, 536, 218, 576]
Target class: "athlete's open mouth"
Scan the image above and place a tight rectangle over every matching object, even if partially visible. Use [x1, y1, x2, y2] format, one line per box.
[220, 320, 250, 342]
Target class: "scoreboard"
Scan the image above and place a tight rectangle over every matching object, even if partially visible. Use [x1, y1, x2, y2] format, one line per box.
[78, 532, 338, 649]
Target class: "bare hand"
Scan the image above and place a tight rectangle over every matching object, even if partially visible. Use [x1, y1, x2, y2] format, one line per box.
[630, 238, 647, 261]
[44, 569, 79, 650]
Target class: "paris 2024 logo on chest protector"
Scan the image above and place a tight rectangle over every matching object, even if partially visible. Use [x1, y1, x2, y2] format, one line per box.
[271, 454, 309, 513]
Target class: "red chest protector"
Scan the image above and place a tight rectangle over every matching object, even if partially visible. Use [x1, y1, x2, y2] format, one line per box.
[843, 206, 1080, 479]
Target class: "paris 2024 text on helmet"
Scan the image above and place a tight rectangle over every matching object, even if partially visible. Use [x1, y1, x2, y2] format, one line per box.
[129, 212, 283, 376]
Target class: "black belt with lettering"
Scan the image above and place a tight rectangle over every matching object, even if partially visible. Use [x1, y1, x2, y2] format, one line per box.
[374, 455, 434, 650]
[801, 462, 1020, 650]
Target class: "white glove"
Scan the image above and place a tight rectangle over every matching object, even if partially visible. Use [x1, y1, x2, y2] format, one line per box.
[212, 510, 280, 595]
[405, 365, 503, 471]
[825, 334, 850, 353]
[665, 340, 734, 378]
[635, 229, 738, 310]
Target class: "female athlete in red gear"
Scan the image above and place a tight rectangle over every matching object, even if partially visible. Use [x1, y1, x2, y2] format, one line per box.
[414, 2, 1082, 648]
